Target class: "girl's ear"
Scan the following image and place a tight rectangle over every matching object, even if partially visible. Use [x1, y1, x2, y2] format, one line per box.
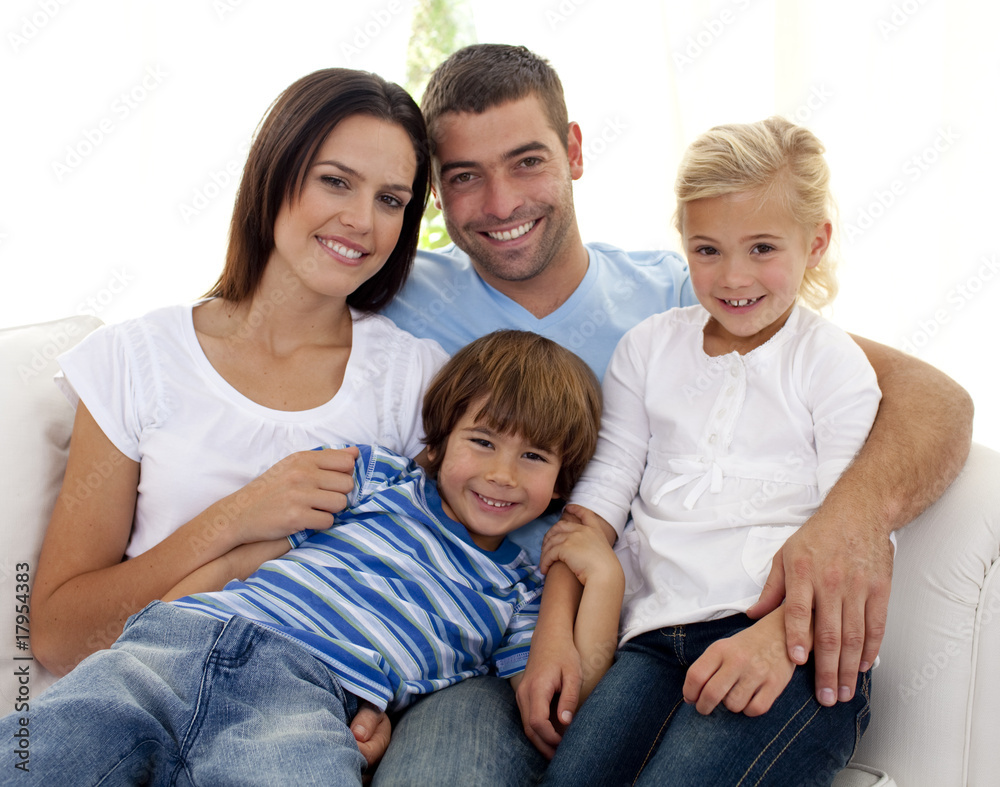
[806, 221, 833, 268]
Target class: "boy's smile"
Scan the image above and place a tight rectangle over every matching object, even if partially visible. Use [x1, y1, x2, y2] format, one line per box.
[430, 402, 562, 551]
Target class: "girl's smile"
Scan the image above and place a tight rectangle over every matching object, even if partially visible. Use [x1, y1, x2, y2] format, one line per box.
[682, 189, 830, 356]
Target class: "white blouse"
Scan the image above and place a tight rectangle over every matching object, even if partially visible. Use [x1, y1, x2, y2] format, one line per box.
[570, 305, 881, 643]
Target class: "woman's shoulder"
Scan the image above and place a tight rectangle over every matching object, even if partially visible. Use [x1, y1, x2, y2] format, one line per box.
[62, 303, 192, 366]
[354, 311, 449, 360]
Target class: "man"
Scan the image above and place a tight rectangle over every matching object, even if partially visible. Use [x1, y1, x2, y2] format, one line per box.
[372, 44, 973, 784]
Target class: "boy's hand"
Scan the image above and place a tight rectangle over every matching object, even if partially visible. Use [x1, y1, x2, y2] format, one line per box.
[683, 608, 798, 717]
[350, 701, 391, 774]
[514, 612, 581, 759]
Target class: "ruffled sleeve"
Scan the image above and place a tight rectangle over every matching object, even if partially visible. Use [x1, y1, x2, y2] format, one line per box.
[55, 314, 166, 463]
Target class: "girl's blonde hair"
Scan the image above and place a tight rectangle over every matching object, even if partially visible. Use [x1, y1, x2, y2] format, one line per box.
[673, 116, 838, 310]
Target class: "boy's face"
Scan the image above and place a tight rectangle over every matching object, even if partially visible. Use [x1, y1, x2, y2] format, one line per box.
[430, 401, 561, 551]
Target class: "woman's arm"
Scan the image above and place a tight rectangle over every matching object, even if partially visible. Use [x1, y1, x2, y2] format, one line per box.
[161, 538, 292, 601]
[31, 404, 358, 675]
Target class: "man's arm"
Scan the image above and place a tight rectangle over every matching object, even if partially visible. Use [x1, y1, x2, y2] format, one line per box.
[749, 337, 973, 705]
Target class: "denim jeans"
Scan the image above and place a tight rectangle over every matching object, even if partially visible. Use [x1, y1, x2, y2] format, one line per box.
[542, 615, 871, 787]
[373, 675, 547, 787]
[0, 602, 367, 786]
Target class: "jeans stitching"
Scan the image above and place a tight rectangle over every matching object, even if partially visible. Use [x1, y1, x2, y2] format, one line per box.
[171, 616, 235, 774]
[631, 697, 684, 786]
[735, 695, 819, 786]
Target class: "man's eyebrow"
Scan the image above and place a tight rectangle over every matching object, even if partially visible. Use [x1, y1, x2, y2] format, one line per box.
[314, 158, 412, 195]
[438, 141, 552, 176]
[502, 141, 551, 161]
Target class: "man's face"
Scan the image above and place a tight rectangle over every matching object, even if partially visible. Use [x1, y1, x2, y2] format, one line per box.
[431, 95, 584, 287]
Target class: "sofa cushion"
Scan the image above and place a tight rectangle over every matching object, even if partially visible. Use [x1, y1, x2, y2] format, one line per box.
[0, 315, 102, 711]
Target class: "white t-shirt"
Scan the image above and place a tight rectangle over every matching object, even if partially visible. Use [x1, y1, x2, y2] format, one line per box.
[57, 304, 448, 558]
[570, 305, 882, 643]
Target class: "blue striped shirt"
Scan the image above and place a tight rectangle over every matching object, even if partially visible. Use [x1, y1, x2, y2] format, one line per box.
[172, 445, 543, 711]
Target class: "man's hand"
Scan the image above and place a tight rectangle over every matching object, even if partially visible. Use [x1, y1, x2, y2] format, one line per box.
[350, 701, 391, 776]
[746, 513, 892, 706]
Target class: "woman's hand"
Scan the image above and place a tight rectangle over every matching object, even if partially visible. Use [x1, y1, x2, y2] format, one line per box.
[207, 446, 360, 546]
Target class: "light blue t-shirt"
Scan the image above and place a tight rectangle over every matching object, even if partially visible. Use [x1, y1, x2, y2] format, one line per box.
[383, 241, 696, 558]
[382, 242, 696, 380]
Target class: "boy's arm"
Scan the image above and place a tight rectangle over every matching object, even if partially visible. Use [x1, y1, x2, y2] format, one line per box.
[161, 538, 290, 601]
[516, 506, 623, 758]
[684, 606, 803, 716]
[551, 509, 624, 701]
[750, 338, 973, 704]
[514, 561, 584, 759]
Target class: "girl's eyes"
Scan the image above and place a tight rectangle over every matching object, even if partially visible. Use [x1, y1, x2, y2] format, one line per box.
[523, 451, 548, 463]
[752, 243, 776, 254]
[321, 175, 347, 189]
[694, 245, 719, 257]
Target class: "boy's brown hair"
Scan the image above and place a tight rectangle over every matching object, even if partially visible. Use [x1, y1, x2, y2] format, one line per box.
[422, 331, 601, 499]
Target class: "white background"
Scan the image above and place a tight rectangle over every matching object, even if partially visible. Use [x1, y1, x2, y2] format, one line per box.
[2, 0, 998, 449]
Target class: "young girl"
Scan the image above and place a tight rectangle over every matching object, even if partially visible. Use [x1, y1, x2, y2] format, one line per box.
[30, 69, 446, 762]
[541, 117, 881, 786]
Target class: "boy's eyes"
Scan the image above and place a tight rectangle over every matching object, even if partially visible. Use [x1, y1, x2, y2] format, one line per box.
[467, 437, 552, 462]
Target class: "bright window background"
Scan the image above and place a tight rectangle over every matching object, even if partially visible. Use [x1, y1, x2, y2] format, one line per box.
[2, 0, 998, 449]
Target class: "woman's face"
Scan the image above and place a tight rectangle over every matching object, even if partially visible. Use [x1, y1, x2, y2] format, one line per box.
[269, 114, 417, 303]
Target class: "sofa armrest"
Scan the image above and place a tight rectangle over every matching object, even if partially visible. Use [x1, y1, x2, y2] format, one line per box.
[850, 442, 1000, 785]
[0, 316, 103, 711]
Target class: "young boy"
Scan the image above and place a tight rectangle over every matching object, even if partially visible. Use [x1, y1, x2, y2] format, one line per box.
[1, 331, 620, 786]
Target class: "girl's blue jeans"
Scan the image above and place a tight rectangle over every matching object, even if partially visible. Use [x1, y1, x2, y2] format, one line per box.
[542, 614, 871, 787]
[1, 602, 367, 786]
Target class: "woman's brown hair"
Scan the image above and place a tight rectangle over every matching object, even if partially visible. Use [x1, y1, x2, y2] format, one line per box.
[205, 68, 429, 312]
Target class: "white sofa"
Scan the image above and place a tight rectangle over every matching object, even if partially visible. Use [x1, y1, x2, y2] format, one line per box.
[2, 315, 998, 786]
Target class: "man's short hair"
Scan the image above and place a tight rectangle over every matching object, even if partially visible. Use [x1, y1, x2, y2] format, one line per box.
[422, 330, 601, 500]
[421, 44, 570, 153]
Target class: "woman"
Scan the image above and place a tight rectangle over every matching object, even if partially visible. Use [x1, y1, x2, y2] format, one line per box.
[31, 70, 445, 758]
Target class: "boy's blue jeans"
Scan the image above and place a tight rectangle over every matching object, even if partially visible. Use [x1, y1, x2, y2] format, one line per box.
[2, 602, 367, 786]
[542, 614, 871, 787]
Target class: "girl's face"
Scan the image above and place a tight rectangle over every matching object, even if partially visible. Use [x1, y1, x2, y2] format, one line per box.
[269, 114, 417, 304]
[682, 189, 831, 355]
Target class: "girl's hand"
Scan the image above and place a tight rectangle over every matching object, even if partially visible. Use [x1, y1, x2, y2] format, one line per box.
[683, 608, 798, 716]
[206, 446, 360, 547]
[540, 505, 617, 584]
